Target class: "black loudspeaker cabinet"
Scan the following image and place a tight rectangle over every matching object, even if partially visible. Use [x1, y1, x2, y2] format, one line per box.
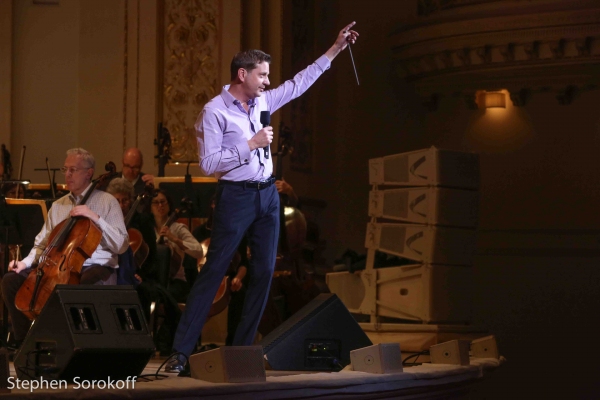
[260, 293, 372, 371]
[14, 285, 155, 381]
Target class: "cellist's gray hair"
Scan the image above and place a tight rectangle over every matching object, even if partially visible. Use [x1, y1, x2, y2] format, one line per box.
[66, 148, 95, 170]
[106, 177, 134, 198]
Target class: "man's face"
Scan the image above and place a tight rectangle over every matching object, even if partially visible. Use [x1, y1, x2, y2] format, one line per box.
[122, 152, 142, 182]
[64, 154, 93, 196]
[112, 192, 132, 216]
[242, 62, 270, 99]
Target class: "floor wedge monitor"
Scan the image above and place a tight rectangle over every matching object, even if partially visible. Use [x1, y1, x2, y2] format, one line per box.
[189, 346, 266, 383]
[350, 343, 404, 374]
[14, 285, 155, 381]
[260, 293, 372, 371]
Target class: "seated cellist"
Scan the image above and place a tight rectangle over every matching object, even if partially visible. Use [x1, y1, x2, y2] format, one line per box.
[1, 148, 128, 349]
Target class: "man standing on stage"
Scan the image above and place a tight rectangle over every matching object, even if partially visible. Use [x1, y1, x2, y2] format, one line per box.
[166, 23, 359, 372]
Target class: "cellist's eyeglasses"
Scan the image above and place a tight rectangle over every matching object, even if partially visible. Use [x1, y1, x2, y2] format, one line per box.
[60, 166, 91, 175]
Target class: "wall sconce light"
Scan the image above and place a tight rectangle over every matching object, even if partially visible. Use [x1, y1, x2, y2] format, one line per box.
[482, 91, 506, 108]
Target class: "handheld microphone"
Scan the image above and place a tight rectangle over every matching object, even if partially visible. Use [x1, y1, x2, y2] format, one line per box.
[260, 111, 271, 159]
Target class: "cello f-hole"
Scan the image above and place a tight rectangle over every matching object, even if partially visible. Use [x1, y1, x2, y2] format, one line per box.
[57, 254, 67, 272]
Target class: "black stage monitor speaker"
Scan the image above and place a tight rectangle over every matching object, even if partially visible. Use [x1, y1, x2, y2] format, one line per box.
[260, 293, 372, 371]
[14, 285, 155, 381]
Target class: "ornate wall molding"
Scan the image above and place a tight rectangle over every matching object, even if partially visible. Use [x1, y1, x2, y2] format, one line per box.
[163, 0, 219, 161]
[418, 0, 504, 17]
[390, 0, 600, 108]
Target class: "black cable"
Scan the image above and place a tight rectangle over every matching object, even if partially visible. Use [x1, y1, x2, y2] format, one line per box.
[136, 373, 169, 382]
[319, 348, 347, 371]
[402, 350, 430, 366]
[155, 352, 189, 377]
[17, 349, 45, 380]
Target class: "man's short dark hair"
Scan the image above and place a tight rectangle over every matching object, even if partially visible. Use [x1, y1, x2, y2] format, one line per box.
[230, 50, 272, 81]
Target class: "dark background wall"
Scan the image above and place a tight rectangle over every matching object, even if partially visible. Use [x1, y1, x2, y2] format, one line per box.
[279, 1, 600, 398]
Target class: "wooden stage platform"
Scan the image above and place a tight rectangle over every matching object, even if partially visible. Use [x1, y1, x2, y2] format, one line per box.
[2, 356, 502, 399]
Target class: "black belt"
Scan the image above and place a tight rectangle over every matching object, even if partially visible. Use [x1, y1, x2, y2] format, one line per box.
[219, 176, 276, 190]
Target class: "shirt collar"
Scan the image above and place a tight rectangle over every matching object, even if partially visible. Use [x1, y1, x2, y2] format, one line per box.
[122, 173, 140, 187]
[69, 182, 94, 205]
[220, 85, 256, 109]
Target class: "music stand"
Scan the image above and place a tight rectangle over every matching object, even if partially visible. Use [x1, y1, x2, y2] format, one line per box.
[154, 176, 217, 220]
[0, 197, 48, 346]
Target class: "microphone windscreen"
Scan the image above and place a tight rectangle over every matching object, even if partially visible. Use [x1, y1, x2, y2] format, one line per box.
[260, 111, 271, 126]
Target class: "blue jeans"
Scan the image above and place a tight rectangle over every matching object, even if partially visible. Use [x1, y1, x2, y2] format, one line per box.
[172, 182, 279, 357]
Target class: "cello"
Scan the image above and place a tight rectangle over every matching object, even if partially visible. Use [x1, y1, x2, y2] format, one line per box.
[15, 162, 118, 320]
[196, 236, 239, 318]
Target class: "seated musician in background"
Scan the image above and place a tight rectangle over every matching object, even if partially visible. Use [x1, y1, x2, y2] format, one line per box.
[149, 189, 203, 303]
[99, 148, 154, 196]
[275, 178, 298, 208]
[107, 179, 182, 354]
[1, 148, 128, 348]
[0, 182, 26, 199]
[106, 178, 157, 286]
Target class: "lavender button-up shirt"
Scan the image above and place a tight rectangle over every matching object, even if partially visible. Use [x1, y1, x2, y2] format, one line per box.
[195, 54, 331, 181]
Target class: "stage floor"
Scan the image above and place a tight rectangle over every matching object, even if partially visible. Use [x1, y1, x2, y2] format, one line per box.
[2, 356, 502, 399]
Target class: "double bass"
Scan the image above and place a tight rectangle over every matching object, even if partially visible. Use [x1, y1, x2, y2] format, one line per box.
[15, 162, 118, 320]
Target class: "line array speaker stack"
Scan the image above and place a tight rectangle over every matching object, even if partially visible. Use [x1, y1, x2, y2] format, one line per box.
[14, 285, 155, 381]
[327, 147, 484, 350]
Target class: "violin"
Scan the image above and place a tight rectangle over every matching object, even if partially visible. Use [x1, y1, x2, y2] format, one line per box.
[15, 162, 118, 320]
[124, 184, 154, 269]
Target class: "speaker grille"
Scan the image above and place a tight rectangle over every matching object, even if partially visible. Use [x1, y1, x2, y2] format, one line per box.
[380, 344, 403, 372]
[222, 347, 265, 381]
[383, 154, 409, 183]
[66, 304, 101, 334]
[111, 305, 147, 334]
[383, 191, 409, 219]
[380, 225, 406, 255]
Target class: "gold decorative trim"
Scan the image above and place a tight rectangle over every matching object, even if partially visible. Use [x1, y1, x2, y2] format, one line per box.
[162, 0, 220, 162]
[122, 0, 129, 150]
[135, 0, 140, 147]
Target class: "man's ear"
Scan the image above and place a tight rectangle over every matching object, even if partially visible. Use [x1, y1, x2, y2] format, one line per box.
[237, 68, 247, 82]
[87, 168, 94, 181]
